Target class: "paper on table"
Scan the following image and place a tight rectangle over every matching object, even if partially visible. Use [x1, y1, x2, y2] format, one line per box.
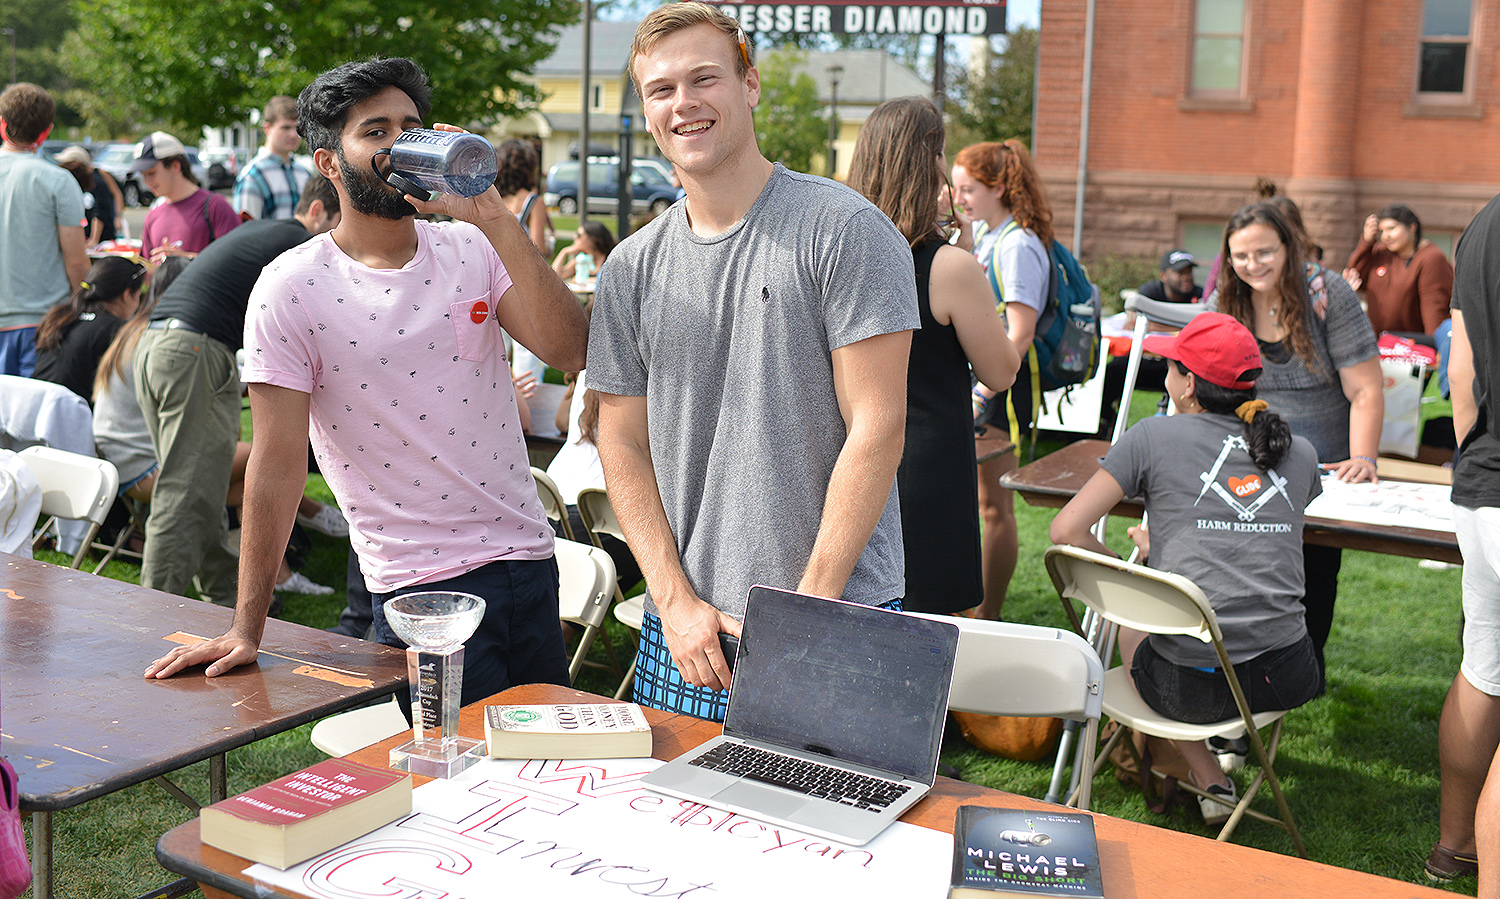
[245, 756, 950, 899]
[1305, 475, 1454, 534]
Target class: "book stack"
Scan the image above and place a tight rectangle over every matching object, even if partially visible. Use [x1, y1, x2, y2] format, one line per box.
[485, 702, 653, 759]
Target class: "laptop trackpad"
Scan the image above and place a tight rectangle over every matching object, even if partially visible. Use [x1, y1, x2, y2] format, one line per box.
[714, 781, 810, 819]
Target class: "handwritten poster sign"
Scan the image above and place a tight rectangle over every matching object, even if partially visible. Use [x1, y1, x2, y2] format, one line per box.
[246, 757, 951, 898]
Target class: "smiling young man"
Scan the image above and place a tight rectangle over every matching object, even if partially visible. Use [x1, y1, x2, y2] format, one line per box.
[145, 58, 590, 704]
[587, 3, 919, 720]
[233, 95, 313, 222]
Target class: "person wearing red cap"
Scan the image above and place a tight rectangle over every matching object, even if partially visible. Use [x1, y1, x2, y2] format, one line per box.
[1050, 311, 1324, 827]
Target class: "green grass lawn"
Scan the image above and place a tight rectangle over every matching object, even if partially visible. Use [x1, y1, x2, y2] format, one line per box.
[19, 387, 1475, 897]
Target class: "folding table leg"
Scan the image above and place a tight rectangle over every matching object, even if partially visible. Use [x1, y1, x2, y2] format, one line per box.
[210, 753, 227, 802]
[31, 809, 52, 899]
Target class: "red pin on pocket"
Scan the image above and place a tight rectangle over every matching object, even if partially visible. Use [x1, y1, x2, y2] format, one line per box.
[469, 300, 490, 324]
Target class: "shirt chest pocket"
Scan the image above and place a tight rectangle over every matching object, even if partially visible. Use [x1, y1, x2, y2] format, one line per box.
[450, 295, 501, 363]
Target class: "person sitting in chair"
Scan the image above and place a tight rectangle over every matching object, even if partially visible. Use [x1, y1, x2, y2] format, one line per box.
[1049, 312, 1324, 826]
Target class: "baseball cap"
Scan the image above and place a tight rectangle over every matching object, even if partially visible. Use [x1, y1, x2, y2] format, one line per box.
[1160, 249, 1198, 271]
[54, 146, 91, 167]
[1142, 312, 1261, 390]
[130, 131, 187, 172]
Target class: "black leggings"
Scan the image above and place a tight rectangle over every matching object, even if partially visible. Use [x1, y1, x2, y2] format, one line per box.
[1301, 542, 1343, 673]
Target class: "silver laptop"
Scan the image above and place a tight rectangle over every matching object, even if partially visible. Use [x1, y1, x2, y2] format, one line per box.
[640, 585, 960, 846]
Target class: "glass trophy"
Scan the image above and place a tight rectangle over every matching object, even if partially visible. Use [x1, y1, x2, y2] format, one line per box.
[382, 591, 488, 778]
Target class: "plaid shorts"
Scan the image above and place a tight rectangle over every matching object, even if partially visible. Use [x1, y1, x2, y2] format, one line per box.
[634, 597, 904, 722]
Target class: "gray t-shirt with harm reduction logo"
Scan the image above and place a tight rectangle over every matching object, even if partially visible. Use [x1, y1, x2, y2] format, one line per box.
[587, 163, 919, 620]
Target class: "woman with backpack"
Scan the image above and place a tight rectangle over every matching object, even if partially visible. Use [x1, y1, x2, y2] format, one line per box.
[951, 139, 1054, 619]
[846, 98, 1019, 615]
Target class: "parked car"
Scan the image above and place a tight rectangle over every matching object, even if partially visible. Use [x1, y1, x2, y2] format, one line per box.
[94, 141, 210, 207]
[545, 157, 679, 216]
[201, 147, 251, 191]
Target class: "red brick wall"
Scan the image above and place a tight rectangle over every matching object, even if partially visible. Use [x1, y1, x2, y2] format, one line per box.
[1034, 0, 1500, 261]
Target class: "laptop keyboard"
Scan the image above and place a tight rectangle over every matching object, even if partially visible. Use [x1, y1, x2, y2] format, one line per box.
[689, 743, 911, 812]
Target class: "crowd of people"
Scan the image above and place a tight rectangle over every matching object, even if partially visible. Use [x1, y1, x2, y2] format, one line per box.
[2, 2, 1497, 892]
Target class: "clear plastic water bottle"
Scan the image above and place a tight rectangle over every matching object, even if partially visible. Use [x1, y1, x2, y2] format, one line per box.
[574, 252, 594, 282]
[382, 129, 498, 198]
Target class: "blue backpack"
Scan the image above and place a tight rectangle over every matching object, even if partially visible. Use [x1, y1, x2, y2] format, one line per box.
[984, 221, 1102, 393]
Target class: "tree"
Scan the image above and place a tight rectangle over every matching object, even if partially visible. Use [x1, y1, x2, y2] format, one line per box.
[753, 47, 827, 175]
[0, 0, 82, 127]
[946, 25, 1036, 151]
[62, 0, 582, 131]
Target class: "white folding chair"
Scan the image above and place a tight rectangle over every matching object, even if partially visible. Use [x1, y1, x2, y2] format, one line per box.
[19, 446, 119, 569]
[531, 466, 575, 542]
[611, 595, 645, 701]
[576, 486, 636, 688]
[0, 375, 97, 557]
[908, 613, 1104, 809]
[1044, 544, 1308, 857]
[310, 696, 408, 757]
[555, 537, 615, 681]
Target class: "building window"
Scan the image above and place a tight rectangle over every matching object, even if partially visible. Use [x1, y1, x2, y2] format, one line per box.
[1418, 0, 1472, 96]
[1191, 0, 1246, 94]
[1181, 221, 1225, 271]
[591, 83, 605, 111]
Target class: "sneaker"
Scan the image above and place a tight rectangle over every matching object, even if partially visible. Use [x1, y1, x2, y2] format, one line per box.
[297, 503, 349, 537]
[1424, 842, 1479, 882]
[1192, 773, 1237, 828]
[274, 571, 336, 596]
[1208, 735, 1250, 773]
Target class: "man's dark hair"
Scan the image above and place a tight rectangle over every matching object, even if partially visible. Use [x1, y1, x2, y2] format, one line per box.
[160, 153, 199, 187]
[298, 58, 432, 156]
[294, 173, 340, 217]
[0, 83, 55, 145]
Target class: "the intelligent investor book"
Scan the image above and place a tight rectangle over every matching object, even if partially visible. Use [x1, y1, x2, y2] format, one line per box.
[950, 806, 1105, 897]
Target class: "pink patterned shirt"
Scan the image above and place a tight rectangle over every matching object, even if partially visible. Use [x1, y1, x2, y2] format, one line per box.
[243, 219, 551, 591]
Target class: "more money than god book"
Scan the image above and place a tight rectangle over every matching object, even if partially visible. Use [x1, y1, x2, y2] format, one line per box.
[199, 757, 413, 869]
[484, 702, 653, 759]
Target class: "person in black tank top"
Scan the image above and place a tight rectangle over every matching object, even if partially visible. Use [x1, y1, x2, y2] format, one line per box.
[846, 98, 1019, 614]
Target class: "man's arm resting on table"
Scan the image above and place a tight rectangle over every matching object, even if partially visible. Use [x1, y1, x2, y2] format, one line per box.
[797, 329, 911, 600]
[596, 392, 740, 691]
[144, 384, 312, 679]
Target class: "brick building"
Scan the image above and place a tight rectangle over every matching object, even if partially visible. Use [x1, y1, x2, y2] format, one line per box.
[1034, 0, 1500, 266]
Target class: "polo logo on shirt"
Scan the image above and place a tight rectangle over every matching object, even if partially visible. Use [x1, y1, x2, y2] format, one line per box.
[470, 300, 489, 324]
[1229, 475, 1261, 498]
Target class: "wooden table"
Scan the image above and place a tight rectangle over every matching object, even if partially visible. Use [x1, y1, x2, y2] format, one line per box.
[0, 552, 408, 899]
[158, 683, 1451, 899]
[1001, 439, 1463, 565]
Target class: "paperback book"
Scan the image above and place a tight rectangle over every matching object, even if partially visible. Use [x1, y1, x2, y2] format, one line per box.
[950, 805, 1104, 897]
[200, 757, 412, 870]
[485, 702, 653, 759]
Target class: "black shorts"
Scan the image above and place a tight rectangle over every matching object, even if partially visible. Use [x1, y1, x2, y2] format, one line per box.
[975, 363, 1033, 436]
[1130, 632, 1324, 725]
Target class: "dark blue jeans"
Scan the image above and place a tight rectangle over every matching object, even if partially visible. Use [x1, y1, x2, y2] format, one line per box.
[373, 556, 571, 717]
[1131, 633, 1324, 725]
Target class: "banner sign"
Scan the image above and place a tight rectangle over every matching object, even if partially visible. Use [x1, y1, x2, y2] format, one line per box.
[711, 1, 1008, 36]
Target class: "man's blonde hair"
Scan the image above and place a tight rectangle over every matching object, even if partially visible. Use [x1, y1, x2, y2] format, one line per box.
[629, 2, 752, 93]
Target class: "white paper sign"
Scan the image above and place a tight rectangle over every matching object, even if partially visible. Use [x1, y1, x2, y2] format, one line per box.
[1305, 475, 1454, 534]
[245, 757, 951, 898]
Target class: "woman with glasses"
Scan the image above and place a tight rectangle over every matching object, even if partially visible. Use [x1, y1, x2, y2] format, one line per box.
[1208, 200, 1383, 672]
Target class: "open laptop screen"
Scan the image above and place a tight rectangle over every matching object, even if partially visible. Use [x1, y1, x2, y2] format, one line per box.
[725, 587, 959, 782]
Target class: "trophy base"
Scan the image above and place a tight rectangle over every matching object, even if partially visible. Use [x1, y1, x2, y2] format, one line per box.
[389, 736, 487, 779]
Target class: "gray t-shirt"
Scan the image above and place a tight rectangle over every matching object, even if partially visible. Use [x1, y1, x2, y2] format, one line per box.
[0, 152, 85, 328]
[1102, 412, 1322, 666]
[587, 164, 919, 619]
[1208, 268, 1378, 462]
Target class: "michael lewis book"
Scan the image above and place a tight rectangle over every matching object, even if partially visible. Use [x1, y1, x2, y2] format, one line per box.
[950, 805, 1105, 897]
[485, 702, 653, 759]
[199, 757, 412, 869]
